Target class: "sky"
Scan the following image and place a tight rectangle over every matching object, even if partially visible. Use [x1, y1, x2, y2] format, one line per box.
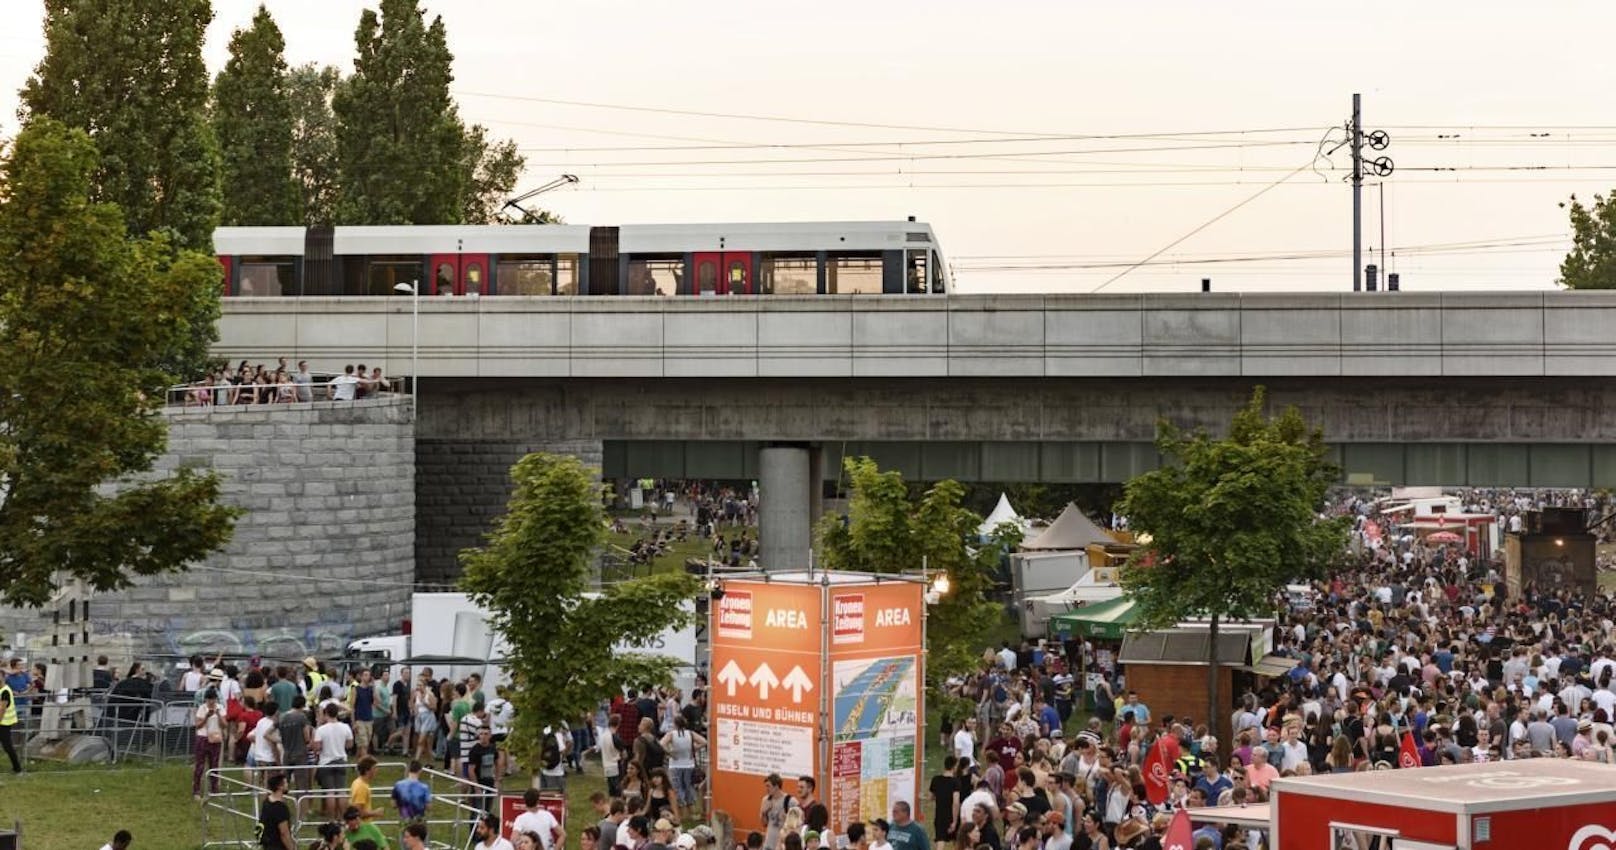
[2, 1, 1614, 294]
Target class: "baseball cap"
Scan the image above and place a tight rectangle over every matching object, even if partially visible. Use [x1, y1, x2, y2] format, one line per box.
[654, 818, 675, 833]
[675, 835, 697, 850]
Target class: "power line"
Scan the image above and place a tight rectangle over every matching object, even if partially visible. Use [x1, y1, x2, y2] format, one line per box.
[519, 138, 1323, 167]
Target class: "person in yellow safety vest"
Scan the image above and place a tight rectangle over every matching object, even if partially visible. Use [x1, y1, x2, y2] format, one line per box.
[304, 656, 327, 697]
[0, 680, 20, 772]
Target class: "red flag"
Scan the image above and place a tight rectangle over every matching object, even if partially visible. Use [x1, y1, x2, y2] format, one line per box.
[1142, 738, 1170, 805]
[1399, 729, 1421, 769]
[1162, 809, 1193, 850]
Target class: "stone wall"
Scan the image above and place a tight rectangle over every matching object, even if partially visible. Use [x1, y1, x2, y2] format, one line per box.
[0, 398, 415, 662]
[415, 438, 602, 587]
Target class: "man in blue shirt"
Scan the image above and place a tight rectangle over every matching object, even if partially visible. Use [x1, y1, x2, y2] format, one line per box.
[1035, 699, 1061, 738]
[4, 659, 29, 715]
[1193, 761, 1232, 804]
[1122, 691, 1150, 724]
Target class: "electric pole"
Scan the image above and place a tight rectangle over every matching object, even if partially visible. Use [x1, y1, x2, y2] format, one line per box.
[1347, 93, 1392, 292]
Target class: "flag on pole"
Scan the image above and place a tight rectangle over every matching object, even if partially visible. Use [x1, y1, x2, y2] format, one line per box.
[1163, 809, 1193, 850]
[1399, 728, 1421, 769]
[1143, 737, 1171, 805]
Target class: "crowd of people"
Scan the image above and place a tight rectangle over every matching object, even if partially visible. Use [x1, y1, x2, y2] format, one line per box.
[179, 358, 392, 407]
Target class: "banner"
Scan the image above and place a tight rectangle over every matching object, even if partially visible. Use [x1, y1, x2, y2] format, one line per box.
[709, 580, 825, 834]
[1399, 730, 1421, 769]
[1143, 739, 1170, 805]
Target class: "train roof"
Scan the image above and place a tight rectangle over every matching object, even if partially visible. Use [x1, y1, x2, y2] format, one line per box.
[215, 220, 941, 256]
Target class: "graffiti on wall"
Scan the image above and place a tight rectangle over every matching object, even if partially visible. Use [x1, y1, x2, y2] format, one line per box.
[93, 609, 357, 660]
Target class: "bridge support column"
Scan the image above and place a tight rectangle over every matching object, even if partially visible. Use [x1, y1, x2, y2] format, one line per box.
[759, 443, 812, 571]
[808, 445, 824, 531]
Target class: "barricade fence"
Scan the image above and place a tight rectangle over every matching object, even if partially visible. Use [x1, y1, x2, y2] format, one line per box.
[202, 760, 497, 850]
[0, 691, 200, 771]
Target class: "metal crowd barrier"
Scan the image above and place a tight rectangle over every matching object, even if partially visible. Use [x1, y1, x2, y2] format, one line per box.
[201, 760, 497, 850]
[0, 691, 193, 770]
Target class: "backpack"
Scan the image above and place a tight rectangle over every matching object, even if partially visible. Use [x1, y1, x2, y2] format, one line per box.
[542, 734, 562, 770]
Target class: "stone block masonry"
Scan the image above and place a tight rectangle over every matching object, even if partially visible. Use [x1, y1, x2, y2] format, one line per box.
[0, 398, 415, 663]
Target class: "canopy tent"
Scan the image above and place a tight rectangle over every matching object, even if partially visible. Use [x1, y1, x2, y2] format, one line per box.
[978, 492, 1028, 537]
[1023, 503, 1116, 551]
[1048, 595, 1139, 640]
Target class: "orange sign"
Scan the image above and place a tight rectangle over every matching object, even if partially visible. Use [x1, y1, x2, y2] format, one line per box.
[709, 580, 825, 834]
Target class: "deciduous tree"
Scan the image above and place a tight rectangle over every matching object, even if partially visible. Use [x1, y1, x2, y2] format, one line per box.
[1119, 387, 1348, 731]
[460, 453, 700, 769]
[213, 4, 300, 226]
[0, 119, 239, 607]
[287, 64, 341, 226]
[333, 0, 468, 225]
[815, 458, 1011, 695]
[1559, 193, 1616, 289]
[460, 125, 525, 225]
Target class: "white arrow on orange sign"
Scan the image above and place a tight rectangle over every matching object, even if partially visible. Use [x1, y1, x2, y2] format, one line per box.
[781, 666, 814, 703]
[717, 660, 746, 697]
[749, 662, 780, 699]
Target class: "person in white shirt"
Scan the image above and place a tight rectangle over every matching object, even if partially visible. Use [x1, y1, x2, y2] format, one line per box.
[512, 788, 564, 850]
[313, 703, 354, 820]
[952, 718, 977, 761]
[475, 812, 517, 850]
[488, 689, 516, 776]
[329, 365, 360, 401]
[247, 700, 283, 785]
[97, 830, 132, 850]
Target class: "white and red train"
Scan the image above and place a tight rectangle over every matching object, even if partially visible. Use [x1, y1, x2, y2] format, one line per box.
[214, 220, 949, 298]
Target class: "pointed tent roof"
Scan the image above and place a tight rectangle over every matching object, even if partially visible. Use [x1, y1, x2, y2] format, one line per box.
[1022, 503, 1115, 550]
[978, 493, 1026, 537]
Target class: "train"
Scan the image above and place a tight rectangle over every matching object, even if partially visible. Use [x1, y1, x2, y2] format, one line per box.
[213, 219, 950, 298]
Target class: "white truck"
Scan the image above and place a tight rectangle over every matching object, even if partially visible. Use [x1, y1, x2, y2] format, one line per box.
[346, 591, 701, 693]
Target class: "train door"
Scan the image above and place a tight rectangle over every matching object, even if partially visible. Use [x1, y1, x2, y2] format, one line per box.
[427, 253, 491, 295]
[693, 251, 753, 295]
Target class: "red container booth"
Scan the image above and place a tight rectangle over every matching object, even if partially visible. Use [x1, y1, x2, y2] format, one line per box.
[1271, 759, 1616, 849]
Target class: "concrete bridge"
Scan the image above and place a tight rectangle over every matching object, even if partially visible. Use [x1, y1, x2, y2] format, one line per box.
[215, 291, 1616, 579]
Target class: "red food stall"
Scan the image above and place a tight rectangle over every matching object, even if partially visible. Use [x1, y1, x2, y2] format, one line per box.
[1270, 760, 1616, 850]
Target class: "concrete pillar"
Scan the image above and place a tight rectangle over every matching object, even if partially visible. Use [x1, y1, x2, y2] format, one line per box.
[808, 445, 825, 532]
[759, 443, 812, 570]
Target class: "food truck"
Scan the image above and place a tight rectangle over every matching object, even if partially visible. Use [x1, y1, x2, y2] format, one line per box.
[1266, 759, 1616, 849]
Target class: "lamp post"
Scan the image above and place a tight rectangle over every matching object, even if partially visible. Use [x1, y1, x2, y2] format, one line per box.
[393, 280, 419, 420]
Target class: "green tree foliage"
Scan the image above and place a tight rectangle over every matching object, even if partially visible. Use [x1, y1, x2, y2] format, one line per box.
[20, 0, 222, 250]
[1559, 193, 1616, 289]
[461, 124, 526, 225]
[1119, 387, 1348, 728]
[0, 119, 239, 607]
[287, 64, 341, 226]
[21, 0, 224, 378]
[213, 4, 299, 226]
[460, 453, 700, 768]
[334, 0, 463, 224]
[815, 458, 1010, 695]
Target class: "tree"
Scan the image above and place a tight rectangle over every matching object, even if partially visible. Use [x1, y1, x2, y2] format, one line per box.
[0, 119, 239, 607]
[1118, 387, 1348, 732]
[460, 124, 526, 225]
[20, 0, 222, 250]
[21, 0, 224, 378]
[287, 64, 341, 226]
[1559, 193, 1616, 289]
[815, 458, 1012, 699]
[460, 453, 700, 769]
[333, 0, 468, 225]
[213, 4, 300, 226]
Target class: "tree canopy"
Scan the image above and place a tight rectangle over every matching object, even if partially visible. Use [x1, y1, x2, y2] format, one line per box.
[815, 458, 1013, 690]
[21, 0, 222, 251]
[1119, 387, 1348, 726]
[460, 453, 700, 768]
[213, 4, 300, 226]
[0, 119, 239, 607]
[1559, 193, 1616, 289]
[287, 64, 342, 227]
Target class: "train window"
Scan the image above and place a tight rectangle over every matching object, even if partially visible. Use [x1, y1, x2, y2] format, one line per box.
[236, 258, 296, 297]
[759, 255, 817, 295]
[905, 249, 929, 294]
[626, 257, 683, 296]
[434, 262, 454, 295]
[556, 254, 580, 296]
[364, 257, 423, 297]
[698, 260, 717, 295]
[826, 253, 883, 295]
[931, 250, 947, 293]
[497, 257, 555, 295]
[465, 263, 483, 294]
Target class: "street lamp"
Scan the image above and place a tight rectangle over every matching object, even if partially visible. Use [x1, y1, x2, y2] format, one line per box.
[393, 280, 419, 420]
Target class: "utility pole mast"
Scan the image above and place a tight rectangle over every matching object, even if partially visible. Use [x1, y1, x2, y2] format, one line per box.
[1351, 93, 1363, 292]
[1346, 94, 1393, 292]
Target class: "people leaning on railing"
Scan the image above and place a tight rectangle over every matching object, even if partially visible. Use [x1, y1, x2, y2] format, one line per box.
[174, 359, 396, 407]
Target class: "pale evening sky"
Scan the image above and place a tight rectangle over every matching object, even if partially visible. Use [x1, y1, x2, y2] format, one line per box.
[2, 1, 1614, 293]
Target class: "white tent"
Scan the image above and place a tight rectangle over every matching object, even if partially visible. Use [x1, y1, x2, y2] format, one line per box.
[1023, 503, 1116, 551]
[978, 492, 1028, 537]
